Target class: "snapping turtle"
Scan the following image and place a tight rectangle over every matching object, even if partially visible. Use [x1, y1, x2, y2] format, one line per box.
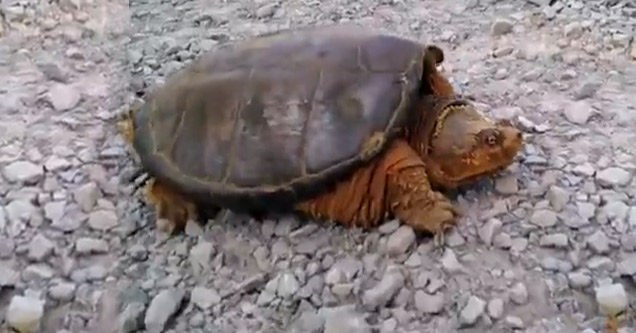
[119, 24, 523, 244]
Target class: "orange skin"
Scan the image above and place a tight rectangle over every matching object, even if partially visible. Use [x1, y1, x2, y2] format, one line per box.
[121, 59, 523, 243]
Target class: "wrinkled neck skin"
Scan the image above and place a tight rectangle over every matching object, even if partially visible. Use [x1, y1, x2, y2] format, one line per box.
[407, 98, 522, 191]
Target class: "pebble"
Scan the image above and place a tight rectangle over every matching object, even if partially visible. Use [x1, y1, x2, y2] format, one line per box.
[6, 295, 45, 333]
[478, 218, 502, 246]
[487, 298, 504, 319]
[48, 282, 76, 302]
[385, 225, 415, 256]
[361, 266, 404, 310]
[460, 295, 486, 326]
[594, 283, 628, 316]
[414, 290, 445, 314]
[529, 209, 558, 228]
[567, 271, 592, 288]
[586, 230, 611, 254]
[505, 315, 524, 328]
[491, 19, 513, 36]
[547, 186, 570, 212]
[87, 210, 119, 231]
[563, 100, 593, 125]
[509, 282, 528, 305]
[616, 254, 636, 276]
[144, 288, 186, 333]
[190, 286, 221, 309]
[48, 84, 81, 111]
[3, 161, 43, 184]
[539, 233, 569, 248]
[495, 175, 518, 194]
[27, 234, 55, 261]
[596, 167, 632, 187]
[75, 237, 109, 254]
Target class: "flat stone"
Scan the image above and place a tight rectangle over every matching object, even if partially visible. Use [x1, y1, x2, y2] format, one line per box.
[190, 286, 221, 310]
[75, 237, 109, 254]
[361, 266, 404, 310]
[3, 161, 43, 184]
[596, 167, 632, 187]
[491, 19, 513, 36]
[48, 84, 81, 111]
[529, 209, 558, 228]
[27, 234, 55, 261]
[414, 290, 445, 314]
[487, 298, 504, 319]
[144, 288, 186, 333]
[87, 210, 118, 231]
[563, 100, 593, 124]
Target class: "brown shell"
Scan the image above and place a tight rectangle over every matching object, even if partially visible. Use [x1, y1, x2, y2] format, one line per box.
[131, 24, 429, 212]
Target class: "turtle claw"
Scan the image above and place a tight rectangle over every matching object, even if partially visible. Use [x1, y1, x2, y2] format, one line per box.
[432, 229, 446, 255]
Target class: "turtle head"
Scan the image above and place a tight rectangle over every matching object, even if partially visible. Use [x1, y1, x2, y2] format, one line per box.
[416, 98, 523, 190]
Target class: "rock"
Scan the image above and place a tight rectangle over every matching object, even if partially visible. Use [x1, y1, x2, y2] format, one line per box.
[596, 167, 632, 187]
[568, 271, 592, 288]
[460, 295, 486, 326]
[48, 282, 76, 302]
[505, 316, 524, 328]
[594, 283, 628, 316]
[616, 254, 636, 276]
[586, 230, 611, 254]
[361, 266, 404, 310]
[277, 272, 300, 298]
[75, 237, 109, 254]
[119, 303, 146, 333]
[529, 209, 558, 228]
[547, 186, 570, 212]
[386, 225, 415, 256]
[320, 306, 371, 333]
[73, 182, 100, 212]
[539, 233, 569, 248]
[87, 210, 118, 231]
[478, 218, 502, 246]
[574, 80, 602, 100]
[563, 101, 593, 124]
[491, 19, 513, 36]
[3, 161, 43, 184]
[43, 156, 71, 172]
[487, 298, 504, 319]
[190, 286, 221, 310]
[564, 22, 583, 38]
[144, 288, 186, 333]
[6, 295, 45, 333]
[414, 290, 445, 314]
[48, 84, 81, 111]
[509, 282, 528, 305]
[27, 234, 55, 262]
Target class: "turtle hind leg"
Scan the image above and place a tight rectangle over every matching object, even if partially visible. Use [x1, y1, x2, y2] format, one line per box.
[145, 178, 198, 234]
[294, 139, 461, 245]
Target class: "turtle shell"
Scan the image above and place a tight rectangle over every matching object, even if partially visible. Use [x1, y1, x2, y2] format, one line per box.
[131, 24, 432, 212]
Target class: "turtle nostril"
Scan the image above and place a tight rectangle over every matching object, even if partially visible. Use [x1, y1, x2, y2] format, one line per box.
[516, 132, 522, 140]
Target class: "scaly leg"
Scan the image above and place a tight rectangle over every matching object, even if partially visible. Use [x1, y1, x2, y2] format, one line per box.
[295, 139, 460, 246]
[145, 178, 198, 235]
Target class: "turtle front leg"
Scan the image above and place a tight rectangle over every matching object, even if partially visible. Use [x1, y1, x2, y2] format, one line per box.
[145, 178, 198, 235]
[295, 139, 460, 247]
[382, 140, 461, 248]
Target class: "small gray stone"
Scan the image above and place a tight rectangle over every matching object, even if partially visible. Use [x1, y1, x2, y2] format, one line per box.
[190, 286, 221, 310]
[539, 233, 569, 248]
[616, 254, 636, 276]
[574, 80, 602, 100]
[478, 218, 502, 246]
[75, 237, 108, 255]
[586, 230, 610, 254]
[27, 234, 55, 261]
[491, 19, 513, 36]
[3, 161, 43, 184]
[378, 220, 400, 234]
[144, 288, 185, 333]
[119, 302, 146, 333]
[547, 186, 570, 212]
[564, 21, 583, 38]
[460, 295, 486, 326]
[386, 225, 415, 256]
[414, 290, 445, 314]
[361, 266, 404, 310]
[563, 101, 593, 125]
[277, 272, 300, 298]
[505, 316, 524, 328]
[73, 183, 100, 212]
[567, 271, 592, 288]
[487, 298, 504, 319]
[48, 84, 81, 111]
[48, 282, 76, 302]
[509, 282, 528, 305]
[495, 175, 518, 194]
[529, 209, 558, 228]
[87, 210, 118, 231]
[44, 201, 66, 224]
[6, 295, 45, 333]
[321, 306, 371, 333]
[596, 167, 632, 187]
[43, 156, 71, 172]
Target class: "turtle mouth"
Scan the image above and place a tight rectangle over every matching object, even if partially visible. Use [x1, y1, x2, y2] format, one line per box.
[430, 100, 471, 140]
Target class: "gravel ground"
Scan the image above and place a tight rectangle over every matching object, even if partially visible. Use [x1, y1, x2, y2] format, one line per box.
[1, 0, 636, 332]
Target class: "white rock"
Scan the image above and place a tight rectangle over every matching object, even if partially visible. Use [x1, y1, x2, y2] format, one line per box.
[87, 210, 118, 231]
[144, 289, 185, 333]
[509, 282, 528, 305]
[529, 209, 558, 228]
[362, 266, 404, 310]
[386, 225, 415, 256]
[460, 295, 486, 326]
[478, 218, 502, 246]
[563, 100, 593, 125]
[596, 167, 632, 187]
[487, 298, 504, 319]
[27, 234, 55, 261]
[539, 233, 569, 248]
[190, 286, 221, 310]
[586, 230, 610, 254]
[6, 295, 45, 333]
[414, 290, 445, 314]
[491, 19, 513, 36]
[75, 237, 109, 254]
[48, 84, 81, 111]
[3, 161, 43, 184]
[595, 283, 628, 316]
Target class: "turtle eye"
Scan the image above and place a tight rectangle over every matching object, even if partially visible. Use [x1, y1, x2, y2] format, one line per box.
[477, 129, 499, 147]
[486, 135, 497, 146]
